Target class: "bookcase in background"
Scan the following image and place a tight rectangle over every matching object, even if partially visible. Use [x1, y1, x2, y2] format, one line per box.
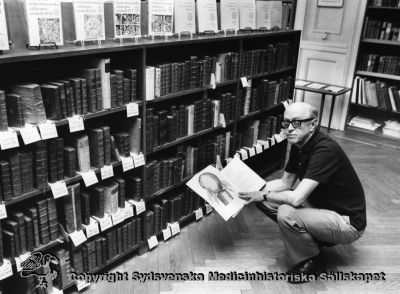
[0, 4, 300, 294]
[348, 0, 400, 139]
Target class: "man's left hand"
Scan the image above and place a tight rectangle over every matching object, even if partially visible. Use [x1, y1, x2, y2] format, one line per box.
[238, 191, 264, 204]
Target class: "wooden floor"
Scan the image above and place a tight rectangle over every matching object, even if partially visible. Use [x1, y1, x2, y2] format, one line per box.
[75, 129, 400, 294]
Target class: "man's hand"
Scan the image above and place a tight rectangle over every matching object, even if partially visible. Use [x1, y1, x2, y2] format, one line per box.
[238, 191, 264, 205]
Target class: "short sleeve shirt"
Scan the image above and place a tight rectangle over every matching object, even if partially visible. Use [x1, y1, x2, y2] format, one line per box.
[285, 131, 366, 231]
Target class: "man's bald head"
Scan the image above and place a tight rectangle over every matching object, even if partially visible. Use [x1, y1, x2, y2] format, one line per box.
[284, 102, 318, 120]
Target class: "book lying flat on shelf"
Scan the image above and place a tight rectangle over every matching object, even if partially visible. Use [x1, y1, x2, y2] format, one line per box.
[196, 0, 218, 33]
[148, 0, 174, 36]
[114, 0, 141, 38]
[0, 0, 9, 50]
[174, 0, 196, 34]
[23, 0, 64, 46]
[186, 157, 266, 221]
[239, 0, 256, 30]
[220, 0, 239, 32]
[73, 0, 106, 41]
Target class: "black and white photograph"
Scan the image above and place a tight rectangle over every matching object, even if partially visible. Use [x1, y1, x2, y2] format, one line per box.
[0, 0, 398, 293]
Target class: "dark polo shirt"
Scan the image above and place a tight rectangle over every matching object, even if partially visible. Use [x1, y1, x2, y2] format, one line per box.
[285, 130, 366, 231]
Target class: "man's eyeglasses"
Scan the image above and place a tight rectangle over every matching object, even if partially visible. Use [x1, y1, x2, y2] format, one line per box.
[281, 118, 315, 129]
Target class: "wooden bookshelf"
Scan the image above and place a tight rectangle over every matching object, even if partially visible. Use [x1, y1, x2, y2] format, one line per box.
[0, 29, 300, 290]
[362, 38, 400, 46]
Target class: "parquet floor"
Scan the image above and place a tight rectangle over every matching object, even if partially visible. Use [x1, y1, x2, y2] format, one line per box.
[77, 129, 400, 294]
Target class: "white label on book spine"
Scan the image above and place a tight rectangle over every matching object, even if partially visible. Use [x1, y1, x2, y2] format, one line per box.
[168, 222, 180, 236]
[123, 202, 134, 219]
[121, 156, 134, 172]
[0, 203, 7, 220]
[248, 148, 256, 157]
[162, 228, 171, 241]
[205, 204, 213, 214]
[69, 230, 87, 247]
[94, 214, 113, 231]
[67, 115, 85, 133]
[38, 121, 58, 140]
[15, 252, 31, 272]
[76, 279, 91, 292]
[240, 149, 248, 160]
[80, 170, 98, 187]
[83, 218, 100, 238]
[219, 113, 226, 128]
[234, 153, 241, 160]
[0, 259, 13, 280]
[274, 133, 282, 143]
[131, 152, 145, 167]
[241, 77, 249, 87]
[0, 130, 19, 150]
[148, 235, 158, 249]
[255, 144, 263, 154]
[49, 181, 68, 199]
[126, 102, 139, 117]
[210, 73, 216, 89]
[270, 137, 276, 146]
[129, 200, 146, 215]
[100, 165, 114, 180]
[195, 208, 204, 220]
[19, 125, 41, 145]
[111, 209, 125, 226]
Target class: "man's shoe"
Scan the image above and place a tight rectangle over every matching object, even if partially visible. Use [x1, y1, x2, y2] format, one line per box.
[286, 256, 322, 284]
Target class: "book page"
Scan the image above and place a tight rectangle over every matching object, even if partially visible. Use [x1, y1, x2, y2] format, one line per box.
[196, 0, 218, 33]
[220, 0, 239, 31]
[0, 0, 9, 50]
[220, 157, 266, 193]
[74, 0, 105, 41]
[148, 0, 174, 36]
[114, 0, 141, 38]
[174, 0, 196, 34]
[186, 165, 244, 221]
[239, 0, 256, 30]
[24, 0, 64, 46]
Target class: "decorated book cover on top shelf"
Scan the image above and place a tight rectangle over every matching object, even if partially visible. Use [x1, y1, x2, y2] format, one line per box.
[220, 0, 240, 32]
[148, 0, 174, 36]
[174, 0, 196, 34]
[114, 0, 141, 38]
[23, 0, 64, 46]
[73, 0, 106, 41]
[239, 0, 256, 30]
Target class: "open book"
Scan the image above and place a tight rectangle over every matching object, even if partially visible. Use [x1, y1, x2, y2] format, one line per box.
[186, 157, 266, 221]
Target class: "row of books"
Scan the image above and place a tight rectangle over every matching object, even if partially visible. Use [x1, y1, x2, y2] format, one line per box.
[351, 76, 400, 112]
[71, 216, 143, 275]
[0, 120, 141, 201]
[145, 190, 205, 240]
[358, 53, 400, 76]
[0, 0, 291, 50]
[0, 64, 137, 130]
[363, 18, 400, 41]
[238, 77, 293, 117]
[239, 43, 294, 77]
[146, 131, 232, 197]
[146, 52, 239, 100]
[1, 197, 58, 261]
[368, 0, 400, 7]
[238, 116, 282, 148]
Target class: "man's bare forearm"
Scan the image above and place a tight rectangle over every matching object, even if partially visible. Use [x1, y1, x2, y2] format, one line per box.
[264, 179, 293, 192]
